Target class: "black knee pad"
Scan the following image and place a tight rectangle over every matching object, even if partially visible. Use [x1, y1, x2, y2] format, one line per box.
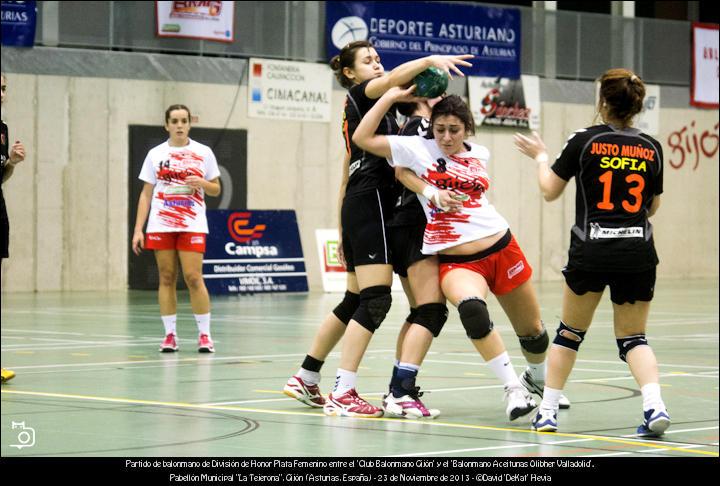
[617, 334, 648, 362]
[519, 326, 549, 354]
[405, 307, 418, 325]
[352, 285, 392, 333]
[458, 298, 493, 340]
[332, 291, 360, 325]
[553, 321, 587, 352]
[413, 303, 449, 337]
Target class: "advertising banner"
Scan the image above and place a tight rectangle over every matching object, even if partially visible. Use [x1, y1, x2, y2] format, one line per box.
[1, 1, 36, 47]
[691, 23, 719, 108]
[468, 75, 541, 129]
[204, 210, 308, 294]
[156, 1, 234, 43]
[326, 1, 521, 78]
[248, 58, 333, 123]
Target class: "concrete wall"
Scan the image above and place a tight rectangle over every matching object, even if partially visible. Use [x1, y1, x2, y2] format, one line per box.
[1, 73, 718, 292]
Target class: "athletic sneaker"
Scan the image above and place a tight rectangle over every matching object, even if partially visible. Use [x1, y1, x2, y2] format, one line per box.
[1, 368, 16, 383]
[636, 407, 671, 437]
[283, 375, 326, 408]
[323, 389, 383, 418]
[531, 408, 558, 432]
[198, 334, 215, 353]
[504, 384, 537, 421]
[519, 369, 571, 409]
[159, 333, 179, 352]
[383, 388, 440, 419]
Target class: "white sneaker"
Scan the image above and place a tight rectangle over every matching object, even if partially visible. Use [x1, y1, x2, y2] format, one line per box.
[504, 384, 537, 421]
[519, 369, 571, 409]
[532, 408, 558, 432]
[382, 390, 440, 419]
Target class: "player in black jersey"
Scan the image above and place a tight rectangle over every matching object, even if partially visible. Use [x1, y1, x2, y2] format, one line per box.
[284, 41, 472, 418]
[515, 68, 669, 436]
[1, 73, 26, 384]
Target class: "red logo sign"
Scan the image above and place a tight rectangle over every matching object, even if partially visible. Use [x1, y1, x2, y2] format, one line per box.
[228, 212, 266, 243]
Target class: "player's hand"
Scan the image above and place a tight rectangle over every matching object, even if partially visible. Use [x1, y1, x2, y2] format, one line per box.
[386, 85, 423, 103]
[514, 131, 549, 163]
[337, 233, 347, 269]
[132, 230, 145, 255]
[436, 189, 463, 212]
[9, 141, 25, 164]
[428, 55, 474, 80]
[184, 175, 204, 190]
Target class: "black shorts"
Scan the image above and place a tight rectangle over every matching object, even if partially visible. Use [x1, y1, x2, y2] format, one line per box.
[388, 222, 429, 278]
[341, 189, 394, 272]
[562, 264, 656, 305]
[1, 216, 8, 259]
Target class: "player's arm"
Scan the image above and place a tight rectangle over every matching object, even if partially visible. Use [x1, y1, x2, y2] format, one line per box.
[354, 86, 419, 158]
[336, 150, 351, 267]
[648, 196, 661, 217]
[132, 182, 154, 255]
[395, 167, 461, 212]
[365, 55, 473, 99]
[514, 131, 568, 202]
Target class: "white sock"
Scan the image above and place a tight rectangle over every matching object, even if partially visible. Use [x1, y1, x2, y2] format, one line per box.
[641, 383, 664, 411]
[195, 313, 211, 336]
[526, 361, 546, 382]
[161, 315, 177, 336]
[333, 368, 357, 395]
[398, 362, 420, 372]
[487, 352, 520, 388]
[540, 386, 563, 410]
[297, 368, 321, 386]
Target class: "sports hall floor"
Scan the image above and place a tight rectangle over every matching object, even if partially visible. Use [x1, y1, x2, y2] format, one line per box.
[1, 278, 717, 458]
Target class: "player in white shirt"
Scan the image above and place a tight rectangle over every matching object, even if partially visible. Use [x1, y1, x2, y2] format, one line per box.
[132, 104, 221, 353]
[354, 90, 570, 421]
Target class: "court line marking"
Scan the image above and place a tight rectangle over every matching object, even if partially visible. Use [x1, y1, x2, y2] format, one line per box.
[387, 438, 595, 457]
[2, 389, 717, 457]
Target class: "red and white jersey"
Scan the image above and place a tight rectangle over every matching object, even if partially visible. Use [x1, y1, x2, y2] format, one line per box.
[139, 139, 220, 233]
[387, 136, 509, 254]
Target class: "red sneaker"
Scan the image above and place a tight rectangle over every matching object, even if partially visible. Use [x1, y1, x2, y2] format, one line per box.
[323, 389, 383, 418]
[283, 375, 326, 408]
[198, 334, 215, 353]
[159, 333, 178, 352]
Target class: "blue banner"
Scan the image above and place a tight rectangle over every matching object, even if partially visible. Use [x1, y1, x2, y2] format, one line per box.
[326, 1, 521, 78]
[203, 210, 308, 294]
[1, 1, 36, 47]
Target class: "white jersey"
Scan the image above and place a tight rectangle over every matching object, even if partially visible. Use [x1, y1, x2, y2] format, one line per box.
[387, 136, 509, 254]
[139, 138, 220, 233]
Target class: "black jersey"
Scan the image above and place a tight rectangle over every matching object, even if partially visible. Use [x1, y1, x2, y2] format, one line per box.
[386, 115, 428, 227]
[1, 120, 9, 219]
[343, 80, 399, 196]
[552, 124, 663, 272]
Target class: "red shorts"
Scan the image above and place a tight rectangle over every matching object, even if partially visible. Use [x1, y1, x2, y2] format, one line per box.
[145, 232, 207, 253]
[438, 233, 532, 296]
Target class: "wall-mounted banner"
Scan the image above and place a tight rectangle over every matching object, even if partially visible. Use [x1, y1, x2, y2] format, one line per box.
[156, 1, 234, 43]
[634, 84, 660, 136]
[1, 0, 36, 47]
[468, 75, 541, 129]
[315, 229, 404, 293]
[248, 58, 333, 123]
[691, 22, 719, 108]
[326, 1, 521, 78]
[203, 210, 308, 294]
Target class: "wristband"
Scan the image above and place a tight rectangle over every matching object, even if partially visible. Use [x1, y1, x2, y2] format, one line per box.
[535, 152, 549, 164]
[422, 185, 439, 202]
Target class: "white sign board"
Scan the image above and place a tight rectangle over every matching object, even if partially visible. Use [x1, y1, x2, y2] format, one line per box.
[634, 84, 660, 136]
[248, 58, 333, 123]
[468, 75, 541, 130]
[156, 1, 234, 43]
[692, 23, 719, 108]
[315, 229, 403, 293]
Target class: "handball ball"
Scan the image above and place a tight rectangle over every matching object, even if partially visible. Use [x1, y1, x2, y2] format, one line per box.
[414, 67, 449, 98]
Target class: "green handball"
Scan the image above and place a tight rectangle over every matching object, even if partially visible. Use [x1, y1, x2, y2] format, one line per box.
[413, 67, 449, 98]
